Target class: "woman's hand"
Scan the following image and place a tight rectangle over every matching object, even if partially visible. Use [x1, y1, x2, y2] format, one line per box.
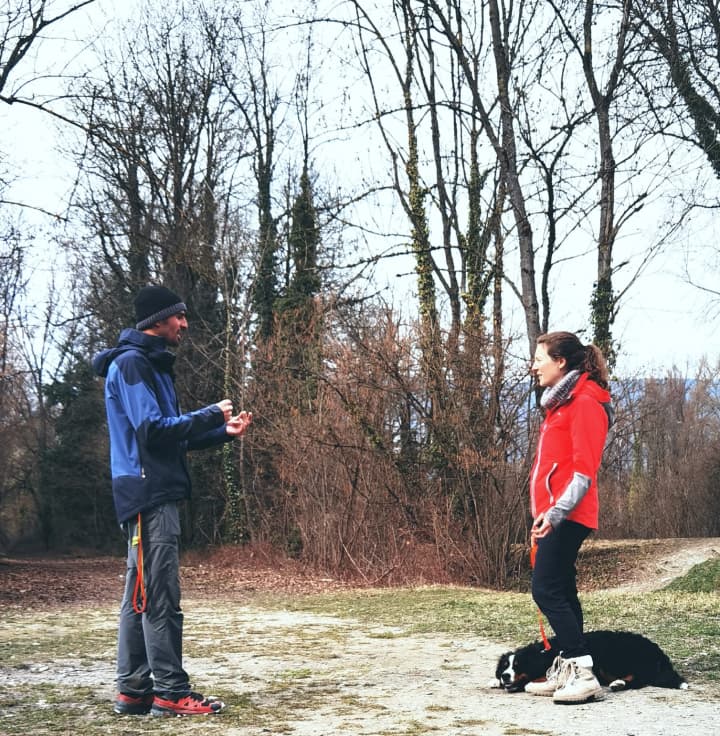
[531, 512, 553, 540]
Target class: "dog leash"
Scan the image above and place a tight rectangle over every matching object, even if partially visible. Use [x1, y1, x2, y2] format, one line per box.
[131, 513, 147, 614]
[530, 541, 552, 651]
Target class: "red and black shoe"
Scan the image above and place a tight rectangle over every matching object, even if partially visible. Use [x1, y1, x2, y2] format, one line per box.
[113, 692, 154, 715]
[151, 691, 225, 716]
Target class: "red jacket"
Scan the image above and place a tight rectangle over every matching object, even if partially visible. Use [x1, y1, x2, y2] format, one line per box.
[529, 373, 611, 530]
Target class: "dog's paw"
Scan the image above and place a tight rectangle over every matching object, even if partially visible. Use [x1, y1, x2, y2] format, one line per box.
[487, 678, 503, 689]
[679, 682, 689, 690]
[609, 679, 627, 691]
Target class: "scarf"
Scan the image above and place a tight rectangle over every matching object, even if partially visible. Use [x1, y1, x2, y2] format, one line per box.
[540, 369, 581, 411]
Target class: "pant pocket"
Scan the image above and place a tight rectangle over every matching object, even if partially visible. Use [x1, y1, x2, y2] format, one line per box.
[143, 502, 181, 542]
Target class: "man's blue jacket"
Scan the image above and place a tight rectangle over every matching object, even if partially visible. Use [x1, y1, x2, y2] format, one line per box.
[93, 328, 230, 523]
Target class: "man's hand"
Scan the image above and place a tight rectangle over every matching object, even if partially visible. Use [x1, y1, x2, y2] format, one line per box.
[215, 399, 234, 422]
[226, 410, 253, 437]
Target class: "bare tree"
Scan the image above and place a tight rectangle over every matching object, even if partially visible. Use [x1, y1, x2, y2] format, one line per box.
[0, 221, 83, 549]
[424, 0, 543, 355]
[631, 0, 720, 312]
[71, 3, 244, 325]
[69, 3, 255, 543]
[549, 0, 628, 364]
[335, 2, 513, 476]
[634, 0, 720, 179]
[602, 368, 720, 537]
[0, 0, 96, 104]
[0, 230, 27, 550]
[205, 3, 285, 342]
[344, 2, 442, 385]
[0, 0, 98, 227]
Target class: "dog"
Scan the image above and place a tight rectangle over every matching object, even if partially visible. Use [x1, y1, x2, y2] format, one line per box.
[490, 630, 687, 693]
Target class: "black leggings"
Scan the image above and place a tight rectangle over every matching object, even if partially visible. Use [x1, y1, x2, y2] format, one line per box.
[531, 520, 592, 659]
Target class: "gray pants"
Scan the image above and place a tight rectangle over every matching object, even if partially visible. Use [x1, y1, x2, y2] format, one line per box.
[116, 502, 189, 698]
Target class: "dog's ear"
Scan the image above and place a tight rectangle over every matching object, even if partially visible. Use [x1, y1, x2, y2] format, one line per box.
[495, 652, 511, 676]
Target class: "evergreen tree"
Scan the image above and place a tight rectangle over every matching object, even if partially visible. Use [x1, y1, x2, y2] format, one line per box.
[275, 165, 322, 409]
[41, 357, 116, 549]
[287, 166, 321, 305]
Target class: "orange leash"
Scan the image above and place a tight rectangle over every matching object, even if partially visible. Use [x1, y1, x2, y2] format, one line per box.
[530, 541, 552, 651]
[132, 513, 147, 614]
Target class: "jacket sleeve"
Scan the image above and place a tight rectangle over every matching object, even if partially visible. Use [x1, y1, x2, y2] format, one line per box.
[113, 353, 225, 447]
[545, 395, 608, 528]
[188, 425, 234, 451]
[545, 472, 591, 527]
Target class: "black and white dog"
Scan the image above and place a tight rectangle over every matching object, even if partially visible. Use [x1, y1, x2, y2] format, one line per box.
[491, 630, 687, 693]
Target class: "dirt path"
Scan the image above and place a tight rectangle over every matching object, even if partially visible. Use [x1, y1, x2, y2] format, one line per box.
[604, 537, 720, 591]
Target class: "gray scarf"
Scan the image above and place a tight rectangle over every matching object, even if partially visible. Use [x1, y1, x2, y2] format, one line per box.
[540, 369, 581, 411]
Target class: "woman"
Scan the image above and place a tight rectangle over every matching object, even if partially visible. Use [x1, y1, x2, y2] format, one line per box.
[524, 331, 613, 704]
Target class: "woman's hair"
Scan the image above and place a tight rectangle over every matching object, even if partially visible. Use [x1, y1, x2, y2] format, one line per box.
[537, 331, 610, 389]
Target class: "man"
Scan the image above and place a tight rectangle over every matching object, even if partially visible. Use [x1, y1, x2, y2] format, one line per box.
[93, 285, 252, 716]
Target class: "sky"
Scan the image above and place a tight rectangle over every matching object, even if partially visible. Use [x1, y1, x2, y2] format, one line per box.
[2, 0, 719, 378]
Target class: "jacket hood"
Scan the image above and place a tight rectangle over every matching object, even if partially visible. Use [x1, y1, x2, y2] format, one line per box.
[574, 372, 614, 427]
[574, 372, 610, 402]
[92, 328, 175, 377]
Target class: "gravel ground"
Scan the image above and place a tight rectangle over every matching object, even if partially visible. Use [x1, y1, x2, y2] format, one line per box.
[1, 539, 718, 735]
[2, 605, 716, 736]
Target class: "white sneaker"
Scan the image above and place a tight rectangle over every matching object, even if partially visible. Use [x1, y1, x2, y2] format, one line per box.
[552, 657, 605, 703]
[525, 655, 568, 696]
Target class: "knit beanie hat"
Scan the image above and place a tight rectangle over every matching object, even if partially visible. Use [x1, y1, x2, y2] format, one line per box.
[134, 285, 187, 330]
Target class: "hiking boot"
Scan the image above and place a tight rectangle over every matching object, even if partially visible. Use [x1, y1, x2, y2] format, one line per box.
[151, 691, 225, 716]
[525, 655, 568, 696]
[553, 658, 605, 704]
[113, 692, 154, 715]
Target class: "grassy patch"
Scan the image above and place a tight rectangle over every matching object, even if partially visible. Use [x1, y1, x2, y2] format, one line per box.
[664, 557, 720, 593]
[280, 585, 720, 683]
[386, 719, 439, 735]
[0, 683, 264, 735]
[452, 720, 490, 729]
[0, 609, 115, 664]
[280, 586, 535, 642]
